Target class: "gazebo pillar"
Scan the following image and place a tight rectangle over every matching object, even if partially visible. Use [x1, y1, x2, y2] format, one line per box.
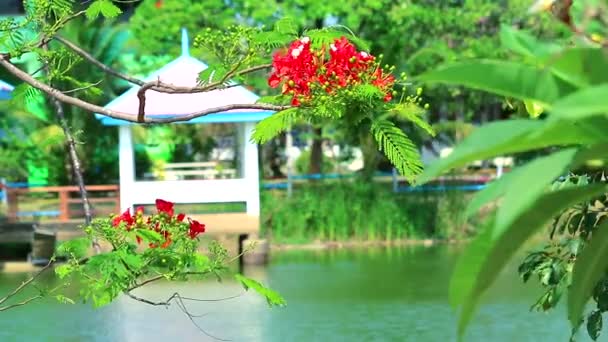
[118, 125, 135, 211]
[240, 122, 260, 217]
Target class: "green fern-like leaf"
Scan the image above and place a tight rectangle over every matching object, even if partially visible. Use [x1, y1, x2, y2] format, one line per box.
[197, 65, 230, 86]
[85, 0, 122, 20]
[256, 95, 291, 106]
[253, 31, 295, 49]
[304, 27, 371, 51]
[49, 0, 75, 17]
[371, 119, 423, 182]
[11, 84, 43, 108]
[388, 103, 436, 137]
[251, 108, 299, 144]
[274, 17, 298, 36]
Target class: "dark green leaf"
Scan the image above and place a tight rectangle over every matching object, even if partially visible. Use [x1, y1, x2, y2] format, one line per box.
[452, 184, 607, 337]
[587, 310, 603, 341]
[569, 221, 608, 326]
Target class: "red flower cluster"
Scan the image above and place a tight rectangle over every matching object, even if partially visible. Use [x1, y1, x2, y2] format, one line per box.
[268, 37, 318, 105]
[268, 36, 396, 105]
[111, 199, 206, 249]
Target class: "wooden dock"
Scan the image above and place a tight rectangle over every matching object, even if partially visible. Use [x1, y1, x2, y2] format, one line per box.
[1, 184, 266, 267]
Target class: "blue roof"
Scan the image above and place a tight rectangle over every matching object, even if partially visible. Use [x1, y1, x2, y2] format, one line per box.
[0, 79, 14, 100]
[96, 110, 275, 126]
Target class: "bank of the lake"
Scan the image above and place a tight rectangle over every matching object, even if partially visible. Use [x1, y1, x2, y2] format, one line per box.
[261, 182, 479, 243]
[0, 244, 583, 342]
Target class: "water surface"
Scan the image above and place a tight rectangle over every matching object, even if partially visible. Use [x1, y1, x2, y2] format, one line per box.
[0, 245, 587, 341]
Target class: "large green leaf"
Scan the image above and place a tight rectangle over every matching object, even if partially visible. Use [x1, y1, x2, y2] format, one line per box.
[499, 25, 562, 60]
[418, 117, 608, 184]
[452, 184, 607, 337]
[569, 221, 608, 326]
[415, 60, 577, 106]
[466, 144, 608, 219]
[494, 149, 578, 238]
[549, 85, 608, 119]
[549, 48, 608, 88]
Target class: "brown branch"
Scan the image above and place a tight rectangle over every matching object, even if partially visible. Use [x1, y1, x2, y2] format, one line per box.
[136, 79, 158, 123]
[0, 55, 288, 124]
[42, 41, 100, 252]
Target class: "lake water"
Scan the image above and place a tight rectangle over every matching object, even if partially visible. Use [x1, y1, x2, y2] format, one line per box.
[0, 245, 590, 341]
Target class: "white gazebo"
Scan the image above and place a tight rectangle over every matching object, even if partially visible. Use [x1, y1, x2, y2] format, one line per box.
[96, 29, 273, 234]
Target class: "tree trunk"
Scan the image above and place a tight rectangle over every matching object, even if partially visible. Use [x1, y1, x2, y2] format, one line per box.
[308, 126, 323, 174]
[359, 128, 380, 182]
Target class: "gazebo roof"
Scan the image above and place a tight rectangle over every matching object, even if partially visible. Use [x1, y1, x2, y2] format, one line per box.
[0, 79, 14, 100]
[96, 29, 273, 126]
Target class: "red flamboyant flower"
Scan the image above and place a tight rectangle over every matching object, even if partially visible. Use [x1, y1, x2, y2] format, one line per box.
[135, 206, 144, 216]
[112, 209, 134, 229]
[188, 220, 206, 239]
[371, 68, 396, 102]
[155, 1, 163, 9]
[268, 36, 394, 104]
[177, 213, 186, 222]
[324, 37, 375, 91]
[155, 199, 174, 216]
[268, 37, 319, 105]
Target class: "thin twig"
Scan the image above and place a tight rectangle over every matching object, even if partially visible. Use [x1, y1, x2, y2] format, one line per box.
[0, 260, 53, 306]
[174, 294, 231, 341]
[0, 295, 43, 311]
[128, 270, 211, 291]
[61, 80, 103, 94]
[54, 35, 272, 93]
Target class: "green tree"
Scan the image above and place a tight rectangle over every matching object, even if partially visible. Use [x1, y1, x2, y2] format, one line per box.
[416, 1, 608, 339]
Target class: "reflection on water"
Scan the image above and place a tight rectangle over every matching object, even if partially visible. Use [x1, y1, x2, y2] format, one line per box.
[0, 245, 589, 341]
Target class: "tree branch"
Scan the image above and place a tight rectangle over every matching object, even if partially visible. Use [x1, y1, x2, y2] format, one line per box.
[0, 55, 288, 124]
[0, 295, 43, 311]
[0, 260, 53, 307]
[53, 35, 272, 93]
